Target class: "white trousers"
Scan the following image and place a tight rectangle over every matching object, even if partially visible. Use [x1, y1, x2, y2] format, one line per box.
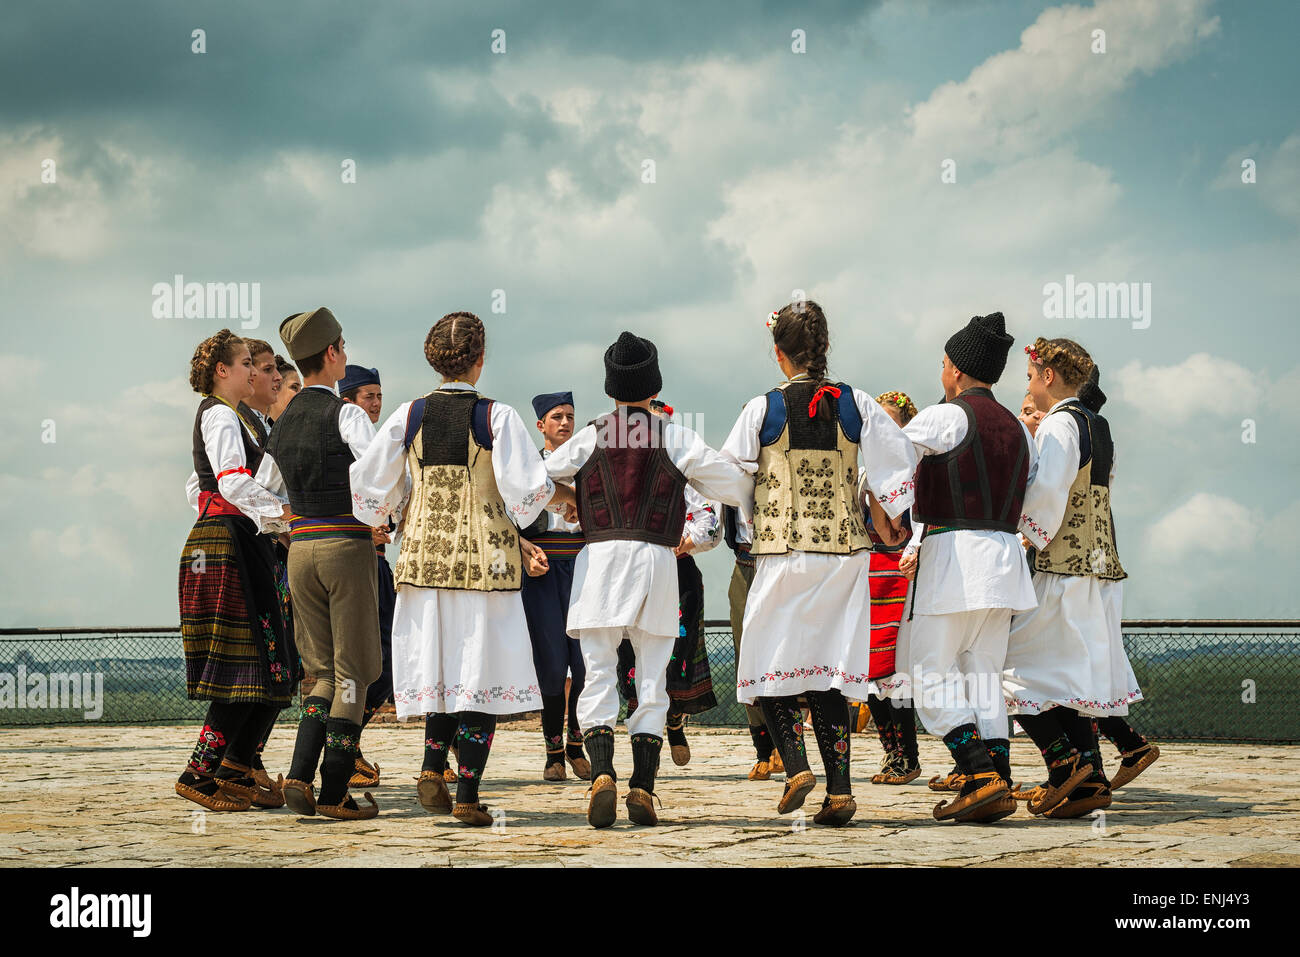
[576, 625, 675, 738]
[909, 608, 1012, 740]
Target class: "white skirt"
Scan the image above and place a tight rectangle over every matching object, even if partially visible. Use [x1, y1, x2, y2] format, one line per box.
[1003, 572, 1141, 716]
[736, 550, 873, 705]
[390, 584, 542, 718]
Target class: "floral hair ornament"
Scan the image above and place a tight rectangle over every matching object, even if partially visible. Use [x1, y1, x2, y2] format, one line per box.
[649, 398, 674, 417]
[766, 310, 780, 330]
[1025, 344, 1041, 364]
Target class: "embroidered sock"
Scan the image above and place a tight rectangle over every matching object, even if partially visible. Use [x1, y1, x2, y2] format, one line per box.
[985, 738, 1013, 786]
[894, 703, 920, 767]
[866, 693, 896, 755]
[227, 703, 279, 767]
[454, 712, 497, 805]
[287, 696, 331, 783]
[807, 690, 852, 795]
[422, 713, 459, 772]
[541, 693, 566, 768]
[179, 702, 246, 788]
[629, 733, 663, 793]
[1014, 710, 1068, 778]
[665, 705, 688, 749]
[758, 696, 811, 778]
[565, 680, 585, 759]
[1059, 708, 1106, 780]
[748, 724, 774, 762]
[251, 704, 280, 772]
[584, 726, 616, 781]
[1096, 715, 1148, 758]
[318, 717, 361, 807]
[942, 723, 996, 776]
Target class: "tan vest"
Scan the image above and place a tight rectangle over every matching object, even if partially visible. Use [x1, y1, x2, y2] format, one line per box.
[1034, 404, 1127, 581]
[752, 380, 870, 557]
[393, 391, 522, 591]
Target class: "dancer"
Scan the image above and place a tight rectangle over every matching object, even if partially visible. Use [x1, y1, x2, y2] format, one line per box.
[862, 391, 923, 787]
[897, 312, 1038, 824]
[176, 330, 297, 812]
[339, 364, 396, 789]
[350, 312, 576, 825]
[544, 331, 749, 828]
[269, 355, 301, 423]
[1007, 346, 1150, 817]
[262, 307, 383, 820]
[519, 390, 591, 782]
[722, 302, 917, 826]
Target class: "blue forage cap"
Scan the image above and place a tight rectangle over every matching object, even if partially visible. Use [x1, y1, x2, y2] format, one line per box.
[338, 364, 380, 393]
[532, 391, 574, 420]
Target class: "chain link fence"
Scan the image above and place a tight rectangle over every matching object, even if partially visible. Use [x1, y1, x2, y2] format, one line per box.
[1, 621, 1297, 742]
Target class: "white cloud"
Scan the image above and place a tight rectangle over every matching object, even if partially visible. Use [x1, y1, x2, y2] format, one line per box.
[1112, 353, 1278, 424]
[1145, 492, 1259, 563]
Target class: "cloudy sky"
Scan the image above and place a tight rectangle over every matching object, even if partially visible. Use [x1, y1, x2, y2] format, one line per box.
[2, 0, 1297, 626]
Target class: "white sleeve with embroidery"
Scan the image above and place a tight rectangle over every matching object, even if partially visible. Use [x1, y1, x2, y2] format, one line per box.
[1018, 410, 1079, 548]
[543, 424, 597, 482]
[337, 402, 378, 459]
[683, 485, 722, 551]
[202, 405, 286, 530]
[855, 388, 918, 519]
[491, 402, 557, 527]
[668, 422, 750, 508]
[349, 402, 414, 527]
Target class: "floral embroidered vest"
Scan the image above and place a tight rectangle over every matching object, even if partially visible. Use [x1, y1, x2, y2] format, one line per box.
[751, 379, 869, 557]
[393, 389, 521, 591]
[1034, 400, 1127, 581]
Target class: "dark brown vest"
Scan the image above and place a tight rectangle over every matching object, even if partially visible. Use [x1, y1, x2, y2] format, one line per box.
[912, 388, 1028, 534]
[193, 396, 265, 493]
[576, 409, 688, 547]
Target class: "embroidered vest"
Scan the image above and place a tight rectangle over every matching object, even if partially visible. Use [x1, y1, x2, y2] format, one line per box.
[264, 387, 354, 516]
[912, 388, 1029, 534]
[1034, 401, 1127, 581]
[575, 409, 688, 547]
[193, 396, 264, 493]
[393, 389, 522, 591]
[751, 379, 869, 556]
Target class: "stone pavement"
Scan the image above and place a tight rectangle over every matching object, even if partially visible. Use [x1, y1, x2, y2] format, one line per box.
[1, 722, 1297, 867]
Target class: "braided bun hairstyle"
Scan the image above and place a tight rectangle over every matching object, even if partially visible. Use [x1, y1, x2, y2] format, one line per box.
[876, 390, 919, 425]
[189, 329, 245, 394]
[770, 300, 834, 419]
[1027, 337, 1095, 388]
[425, 312, 486, 380]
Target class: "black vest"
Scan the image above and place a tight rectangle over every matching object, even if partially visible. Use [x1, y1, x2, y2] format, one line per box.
[193, 396, 264, 493]
[239, 401, 270, 446]
[264, 387, 354, 516]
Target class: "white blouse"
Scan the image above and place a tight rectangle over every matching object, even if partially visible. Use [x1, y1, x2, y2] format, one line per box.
[1018, 397, 1113, 550]
[188, 401, 287, 533]
[349, 382, 555, 531]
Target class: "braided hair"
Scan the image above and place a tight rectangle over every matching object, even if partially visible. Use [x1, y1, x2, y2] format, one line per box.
[189, 329, 245, 394]
[425, 312, 486, 380]
[770, 300, 833, 420]
[875, 390, 918, 425]
[1026, 336, 1095, 388]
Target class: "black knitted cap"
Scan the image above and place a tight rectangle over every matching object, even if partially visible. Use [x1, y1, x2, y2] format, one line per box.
[944, 312, 1014, 384]
[604, 331, 662, 402]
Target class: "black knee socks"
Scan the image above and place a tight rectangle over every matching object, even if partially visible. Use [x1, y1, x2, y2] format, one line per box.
[807, 690, 852, 795]
[584, 726, 616, 781]
[629, 733, 663, 793]
[251, 705, 280, 772]
[287, 697, 331, 783]
[665, 704, 687, 748]
[942, 724, 997, 777]
[894, 704, 920, 765]
[181, 701, 248, 785]
[541, 693, 567, 767]
[749, 724, 774, 762]
[1096, 716, 1148, 756]
[866, 694, 897, 757]
[1016, 711, 1079, 786]
[318, 717, 362, 807]
[758, 696, 811, 778]
[454, 712, 497, 805]
[1058, 708, 1105, 779]
[422, 713, 459, 772]
[227, 703, 280, 768]
[566, 682, 584, 759]
[986, 738, 1012, 786]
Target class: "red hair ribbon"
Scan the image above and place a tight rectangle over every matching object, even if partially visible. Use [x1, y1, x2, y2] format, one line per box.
[808, 385, 841, 417]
